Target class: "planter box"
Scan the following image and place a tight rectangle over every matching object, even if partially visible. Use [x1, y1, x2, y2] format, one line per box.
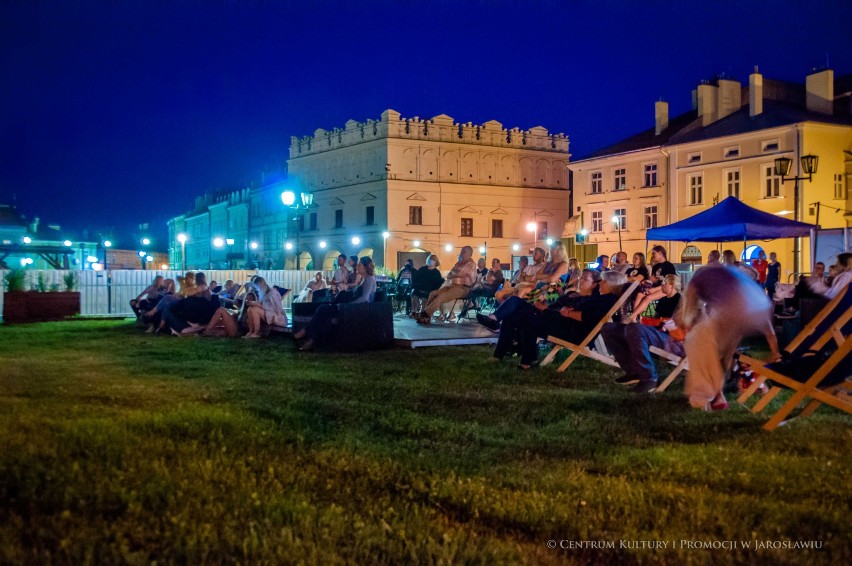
[2, 292, 80, 324]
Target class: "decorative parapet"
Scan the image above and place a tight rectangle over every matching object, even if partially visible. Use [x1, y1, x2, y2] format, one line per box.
[289, 109, 569, 157]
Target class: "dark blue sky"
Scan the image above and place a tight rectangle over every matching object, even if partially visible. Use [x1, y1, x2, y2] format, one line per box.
[2, 0, 851, 245]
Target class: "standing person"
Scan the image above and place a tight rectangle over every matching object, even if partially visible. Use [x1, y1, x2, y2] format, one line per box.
[676, 266, 779, 411]
[752, 250, 768, 285]
[410, 254, 444, 316]
[416, 246, 477, 325]
[722, 249, 758, 281]
[705, 249, 722, 266]
[648, 245, 676, 285]
[764, 252, 781, 299]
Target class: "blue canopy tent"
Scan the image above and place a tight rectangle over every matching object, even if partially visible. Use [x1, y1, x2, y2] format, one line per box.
[646, 197, 816, 242]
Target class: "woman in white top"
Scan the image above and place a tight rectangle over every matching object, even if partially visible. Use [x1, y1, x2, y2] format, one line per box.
[244, 277, 287, 338]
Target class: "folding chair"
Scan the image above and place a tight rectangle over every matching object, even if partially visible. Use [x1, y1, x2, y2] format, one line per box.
[737, 284, 851, 430]
[539, 281, 639, 372]
[649, 347, 689, 392]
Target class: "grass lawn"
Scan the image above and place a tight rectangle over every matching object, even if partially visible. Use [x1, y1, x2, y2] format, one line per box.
[0, 320, 849, 564]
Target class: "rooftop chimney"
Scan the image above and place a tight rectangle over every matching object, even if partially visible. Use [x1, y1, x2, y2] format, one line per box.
[749, 67, 763, 117]
[806, 68, 833, 114]
[696, 82, 718, 126]
[655, 100, 669, 135]
[717, 78, 742, 120]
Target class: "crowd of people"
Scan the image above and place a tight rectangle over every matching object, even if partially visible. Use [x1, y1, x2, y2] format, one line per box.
[130, 246, 850, 411]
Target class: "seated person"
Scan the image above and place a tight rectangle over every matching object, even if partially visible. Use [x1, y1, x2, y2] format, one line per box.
[140, 278, 175, 332]
[629, 273, 681, 323]
[809, 253, 851, 300]
[329, 254, 351, 295]
[633, 245, 677, 314]
[243, 277, 287, 338]
[165, 273, 218, 334]
[495, 247, 547, 302]
[131, 275, 165, 318]
[293, 256, 377, 350]
[204, 306, 240, 338]
[295, 272, 327, 303]
[603, 275, 684, 392]
[416, 246, 476, 325]
[410, 255, 444, 316]
[509, 256, 529, 287]
[145, 273, 198, 332]
[462, 258, 505, 316]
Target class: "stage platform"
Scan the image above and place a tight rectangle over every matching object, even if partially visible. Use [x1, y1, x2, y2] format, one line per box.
[392, 313, 499, 349]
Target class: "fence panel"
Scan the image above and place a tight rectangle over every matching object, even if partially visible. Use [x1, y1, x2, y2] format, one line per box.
[1, 269, 337, 319]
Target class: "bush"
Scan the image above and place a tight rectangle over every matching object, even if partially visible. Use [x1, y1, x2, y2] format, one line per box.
[4, 269, 26, 292]
[35, 273, 49, 292]
[63, 272, 77, 292]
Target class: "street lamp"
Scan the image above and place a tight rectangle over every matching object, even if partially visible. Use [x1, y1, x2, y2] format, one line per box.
[526, 221, 537, 246]
[22, 236, 32, 244]
[138, 250, 147, 270]
[281, 190, 314, 270]
[775, 154, 819, 273]
[226, 238, 235, 269]
[413, 240, 421, 248]
[141, 238, 150, 246]
[611, 215, 622, 252]
[351, 236, 361, 246]
[177, 233, 187, 271]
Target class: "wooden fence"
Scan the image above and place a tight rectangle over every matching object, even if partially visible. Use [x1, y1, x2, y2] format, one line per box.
[0, 270, 331, 320]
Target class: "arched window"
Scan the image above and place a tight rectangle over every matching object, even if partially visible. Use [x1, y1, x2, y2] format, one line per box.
[681, 245, 703, 265]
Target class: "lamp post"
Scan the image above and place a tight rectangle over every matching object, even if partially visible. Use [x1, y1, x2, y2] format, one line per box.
[177, 233, 187, 271]
[282, 190, 314, 270]
[775, 154, 818, 273]
[138, 250, 147, 270]
[611, 215, 622, 253]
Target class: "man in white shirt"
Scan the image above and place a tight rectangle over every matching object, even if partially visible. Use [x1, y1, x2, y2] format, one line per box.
[330, 254, 350, 294]
[417, 246, 477, 325]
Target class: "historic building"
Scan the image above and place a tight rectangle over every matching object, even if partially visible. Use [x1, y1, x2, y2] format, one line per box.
[571, 67, 852, 276]
[169, 110, 571, 270]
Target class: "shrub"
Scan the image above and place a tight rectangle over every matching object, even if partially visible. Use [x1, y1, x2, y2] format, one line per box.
[4, 269, 26, 292]
[63, 272, 77, 292]
[36, 273, 49, 292]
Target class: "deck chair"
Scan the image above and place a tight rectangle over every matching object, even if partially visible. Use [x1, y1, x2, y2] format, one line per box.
[737, 284, 851, 430]
[649, 346, 689, 392]
[539, 281, 640, 372]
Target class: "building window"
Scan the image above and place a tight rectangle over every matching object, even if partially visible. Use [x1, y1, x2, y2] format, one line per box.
[613, 168, 626, 191]
[613, 208, 627, 231]
[461, 218, 473, 237]
[309, 212, 317, 230]
[409, 206, 422, 225]
[334, 209, 343, 229]
[725, 168, 741, 198]
[688, 173, 703, 205]
[761, 140, 780, 152]
[688, 152, 702, 164]
[366, 206, 375, 226]
[590, 171, 602, 194]
[835, 173, 847, 199]
[538, 221, 548, 240]
[762, 164, 781, 198]
[724, 146, 740, 159]
[643, 163, 657, 187]
[644, 206, 658, 229]
[491, 219, 503, 238]
[591, 211, 603, 233]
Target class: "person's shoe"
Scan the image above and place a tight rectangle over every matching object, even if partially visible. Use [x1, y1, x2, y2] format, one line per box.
[293, 329, 307, 340]
[630, 380, 657, 394]
[614, 375, 640, 386]
[298, 338, 314, 351]
[710, 396, 729, 411]
[145, 324, 156, 334]
[476, 313, 500, 331]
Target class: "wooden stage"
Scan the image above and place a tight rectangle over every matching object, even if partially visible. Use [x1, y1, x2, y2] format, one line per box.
[392, 313, 499, 349]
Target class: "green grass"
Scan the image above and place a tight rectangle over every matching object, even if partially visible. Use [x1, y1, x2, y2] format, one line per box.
[0, 320, 849, 565]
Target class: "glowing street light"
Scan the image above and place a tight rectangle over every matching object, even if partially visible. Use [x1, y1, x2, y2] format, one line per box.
[160, 264, 169, 270]
[611, 215, 622, 252]
[141, 238, 150, 246]
[512, 243, 520, 252]
[22, 236, 32, 244]
[86, 255, 99, 263]
[526, 221, 538, 245]
[413, 240, 421, 248]
[319, 240, 327, 249]
[444, 243, 453, 252]
[285, 242, 294, 250]
[280, 191, 296, 206]
[138, 250, 146, 257]
[213, 237, 225, 248]
[63, 240, 72, 247]
[546, 238, 554, 246]
[103, 240, 112, 247]
[351, 236, 361, 246]
[146, 255, 154, 263]
[382, 232, 390, 268]
[250, 242, 258, 250]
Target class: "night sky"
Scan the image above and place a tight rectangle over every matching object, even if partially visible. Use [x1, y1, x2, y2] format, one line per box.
[2, 0, 851, 247]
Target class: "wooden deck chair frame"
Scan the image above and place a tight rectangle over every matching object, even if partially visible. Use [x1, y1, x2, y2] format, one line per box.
[736, 285, 851, 429]
[649, 347, 689, 392]
[539, 281, 640, 372]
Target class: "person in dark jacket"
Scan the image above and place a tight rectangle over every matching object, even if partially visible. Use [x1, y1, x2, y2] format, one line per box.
[410, 255, 444, 316]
